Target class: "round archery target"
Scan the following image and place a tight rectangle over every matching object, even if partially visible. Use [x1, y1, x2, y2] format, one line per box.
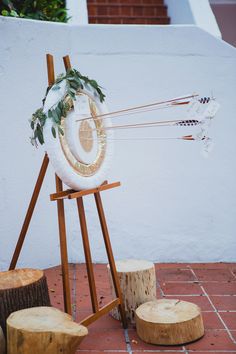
[43, 82, 113, 190]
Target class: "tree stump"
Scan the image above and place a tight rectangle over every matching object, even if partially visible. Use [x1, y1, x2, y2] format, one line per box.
[107, 259, 156, 323]
[7, 306, 88, 354]
[0, 268, 51, 336]
[135, 299, 204, 345]
[0, 326, 6, 354]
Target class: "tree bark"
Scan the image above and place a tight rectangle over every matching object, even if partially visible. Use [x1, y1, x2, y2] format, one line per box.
[107, 259, 156, 323]
[0, 268, 50, 336]
[135, 299, 204, 345]
[0, 326, 6, 354]
[7, 306, 88, 354]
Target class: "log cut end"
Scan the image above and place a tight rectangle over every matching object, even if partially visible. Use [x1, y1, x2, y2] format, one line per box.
[0, 268, 43, 290]
[7, 307, 88, 354]
[135, 299, 204, 345]
[107, 259, 156, 323]
[0, 268, 51, 336]
[109, 259, 155, 273]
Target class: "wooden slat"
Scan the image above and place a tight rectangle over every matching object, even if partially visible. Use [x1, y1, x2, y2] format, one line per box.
[77, 197, 99, 313]
[55, 175, 72, 315]
[50, 182, 120, 201]
[94, 191, 127, 328]
[50, 189, 75, 201]
[63, 55, 72, 70]
[68, 182, 120, 199]
[46, 54, 55, 86]
[48, 54, 72, 316]
[81, 299, 120, 327]
[50, 181, 111, 201]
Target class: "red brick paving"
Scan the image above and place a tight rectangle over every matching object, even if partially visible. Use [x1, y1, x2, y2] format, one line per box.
[209, 295, 236, 311]
[161, 282, 203, 295]
[44, 263, 236, 353]
[185, 330, 236, 350]
[156, 268, 196, 282]
[194, 268, 235, 282]
[220, 312, 236, 330]
[202, 281, 236, 295]
[201, 311, 225, 329]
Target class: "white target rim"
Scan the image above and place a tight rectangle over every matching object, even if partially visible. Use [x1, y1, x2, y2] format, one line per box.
[43, 82, 113, 191]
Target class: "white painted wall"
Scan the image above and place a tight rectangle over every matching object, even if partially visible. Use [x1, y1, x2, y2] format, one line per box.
[0, 17, 236, 270]
[166, 0, 221, 38]
[66, 0, 88, 25]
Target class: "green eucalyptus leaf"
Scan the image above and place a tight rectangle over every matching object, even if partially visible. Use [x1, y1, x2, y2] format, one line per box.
[50, 109, 58, 123]
[90, 80, 98, 88]
[58, 126, 64, 136]
[52, 84, 60, 91]
[51, 126, 56, 138]
[36, 126, 44, 145]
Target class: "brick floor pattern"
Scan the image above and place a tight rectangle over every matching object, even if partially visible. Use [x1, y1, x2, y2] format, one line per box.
[44, 263, 236, 353]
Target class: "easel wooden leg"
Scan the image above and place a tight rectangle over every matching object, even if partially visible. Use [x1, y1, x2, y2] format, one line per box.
[9, 154, 49, 270]
[45, 53, 71, 314]
[94, 192, 127, 328]
[77, 197, 99, 313]
[55, 175, 72, 315]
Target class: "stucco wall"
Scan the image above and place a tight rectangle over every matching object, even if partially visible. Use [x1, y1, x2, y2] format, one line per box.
[0, 17, 236, 270]
[158, 0, 221, 38]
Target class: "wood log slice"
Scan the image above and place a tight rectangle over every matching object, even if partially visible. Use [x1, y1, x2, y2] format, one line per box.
[135, 299, 204, 345]
[0, 268, 50, 336]
[0, 326, 6, 354]
[7, 306, 88, 354]
[107, 259, 156, 323]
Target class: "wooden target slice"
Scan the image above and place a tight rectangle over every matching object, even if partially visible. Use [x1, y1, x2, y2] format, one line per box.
[135, 299, 204, 345]
[7, 306, 88, 354]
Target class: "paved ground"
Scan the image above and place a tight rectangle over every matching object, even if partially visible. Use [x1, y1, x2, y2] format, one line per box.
[44, 263, 236, 353]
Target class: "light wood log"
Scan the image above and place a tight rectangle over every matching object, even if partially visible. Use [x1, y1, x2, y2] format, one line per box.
[107, 259, 156, 323]
[7, 306, 88, 354]
[0, 326, 6, 354]
[135, 299, 204, 345]
[0, 268, 50, 336]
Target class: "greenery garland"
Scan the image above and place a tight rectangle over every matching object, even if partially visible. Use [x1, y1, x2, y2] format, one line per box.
[30, 69, 106, 147]
[1, 0, 69, 23]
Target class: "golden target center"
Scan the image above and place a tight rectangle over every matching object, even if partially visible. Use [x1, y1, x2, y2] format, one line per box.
[79, 120, 93, 153]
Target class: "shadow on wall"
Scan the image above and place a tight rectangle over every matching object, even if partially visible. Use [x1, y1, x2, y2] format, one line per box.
[211, 3, 236, 47]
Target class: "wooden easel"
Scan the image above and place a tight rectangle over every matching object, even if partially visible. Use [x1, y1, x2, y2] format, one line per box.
[9, 54, 127, 329]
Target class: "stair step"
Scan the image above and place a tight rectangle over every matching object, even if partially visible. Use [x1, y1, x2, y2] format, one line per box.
[88, 4, 168, 17]
[88, 0, 165, 4]
[89, 15, 170, 24]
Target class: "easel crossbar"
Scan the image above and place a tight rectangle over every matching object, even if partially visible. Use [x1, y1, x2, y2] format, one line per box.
[81, 299, 120, 327]
[50, 181, 120, 201]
